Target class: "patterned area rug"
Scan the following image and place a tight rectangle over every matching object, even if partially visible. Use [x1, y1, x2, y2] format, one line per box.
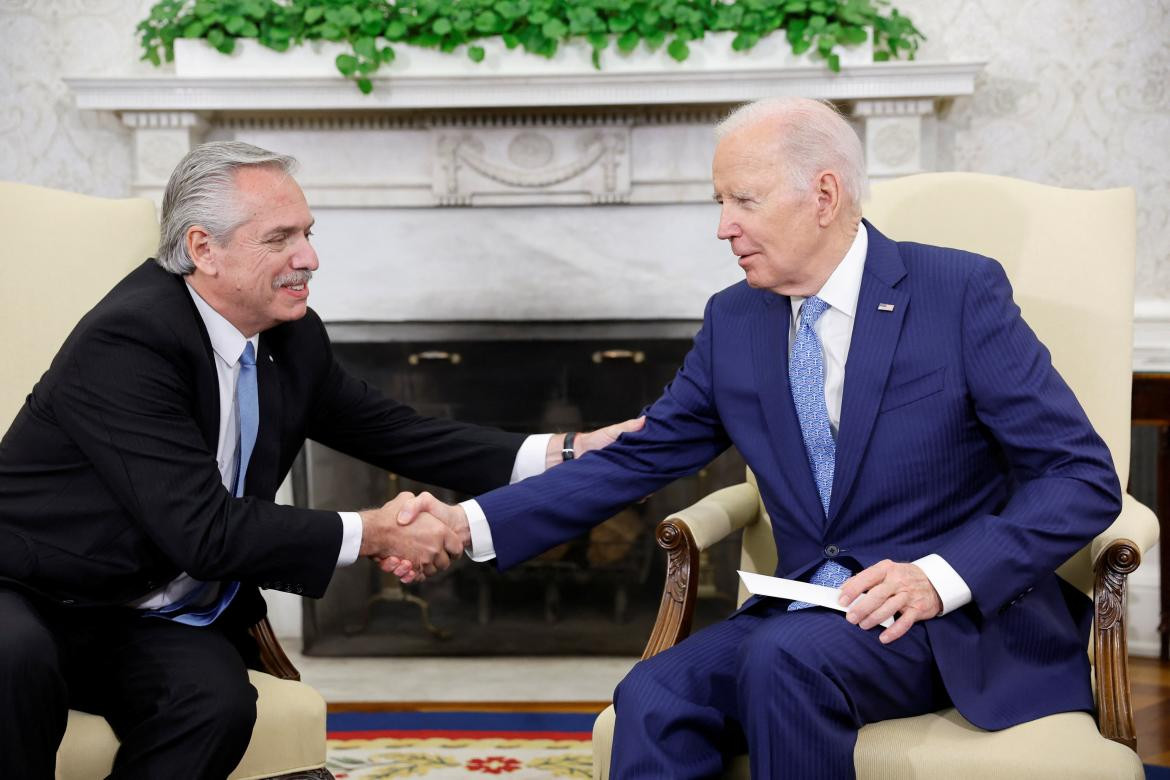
[327, 709, 599, 779]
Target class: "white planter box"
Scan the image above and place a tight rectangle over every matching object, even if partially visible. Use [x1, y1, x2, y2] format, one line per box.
[173, 31, 872, 79]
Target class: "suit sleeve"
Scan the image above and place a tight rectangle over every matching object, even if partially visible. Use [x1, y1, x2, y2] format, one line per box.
[932, 258, 1121, 618]
[52, 309, 341, 597]
[477, 298, 733, 569]
[302, 319, 526, 496]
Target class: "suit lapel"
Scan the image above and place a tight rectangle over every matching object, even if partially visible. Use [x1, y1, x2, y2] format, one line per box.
[175, 274, 222, 452]
[246, 338, 282, 498]
[750, 291, 826, 525]
[829, 222, 908, 525]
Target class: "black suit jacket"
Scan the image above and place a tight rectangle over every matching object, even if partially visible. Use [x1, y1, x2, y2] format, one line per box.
[0, 260, 524, 618]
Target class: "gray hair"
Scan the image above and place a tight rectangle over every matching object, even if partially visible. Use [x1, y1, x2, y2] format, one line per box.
[715, 97, 869, 210]
[155, 141, 298, 275]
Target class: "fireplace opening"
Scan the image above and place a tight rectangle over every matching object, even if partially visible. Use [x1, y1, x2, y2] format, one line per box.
[295, 321, 747, 656]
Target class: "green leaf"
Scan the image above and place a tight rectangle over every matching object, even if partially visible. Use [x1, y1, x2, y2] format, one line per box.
[182, 21, 206, 38]
[873, 50, 890, 61]
[215, 36, 235, 54]
[242, 0, 266, 21]
[827, 52, 840, 71]
[667, 37, 689, 62]
[541, 18, 568, 39]
[433, 17, 452, 35]
[468, 44, 485, 62]
[225, 15, 246, 34]
[354, 36, 376, 59]
[643, 28, 665, 50]
[609, 15, 634, 33]
[731, 31, 759, 51]
[380, 45, 396, 63]
[303, 7, 323, 25]
[496, 1, 523, 21]
[616, 29, 639, 53]
[385, 20, 406, 39]
[240, 21, 259, 37]
[207, 27, 225, 47]
[335, 53, 359, 75]
[474, 10, 500, 33]
[357, 77, 372, 94]
[502, 32, 520, 48]
[839, 26, 868, 44]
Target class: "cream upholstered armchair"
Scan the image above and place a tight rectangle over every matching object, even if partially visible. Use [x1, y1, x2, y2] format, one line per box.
[0, 181, 329, 780]
[592, 173, 1159, 779]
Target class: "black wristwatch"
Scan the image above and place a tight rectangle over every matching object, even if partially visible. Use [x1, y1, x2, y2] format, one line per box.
[562, 431, 577, 462]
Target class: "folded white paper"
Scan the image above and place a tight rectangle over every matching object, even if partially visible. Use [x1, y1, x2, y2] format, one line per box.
[737, 570, 894, 629]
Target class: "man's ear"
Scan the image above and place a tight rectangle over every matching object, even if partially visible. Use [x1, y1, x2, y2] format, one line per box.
[814, 170, 843, 228]
[186, 225, 217, 276]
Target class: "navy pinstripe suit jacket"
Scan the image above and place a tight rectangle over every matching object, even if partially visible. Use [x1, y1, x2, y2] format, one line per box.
[479, 221, 1121, 730]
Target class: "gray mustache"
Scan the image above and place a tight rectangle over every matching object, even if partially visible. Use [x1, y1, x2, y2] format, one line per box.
[273, 270, 313, 289]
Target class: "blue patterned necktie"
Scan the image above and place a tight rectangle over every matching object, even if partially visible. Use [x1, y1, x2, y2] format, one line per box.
[146, 342, 256, 625]
[787, 296, 851, 609]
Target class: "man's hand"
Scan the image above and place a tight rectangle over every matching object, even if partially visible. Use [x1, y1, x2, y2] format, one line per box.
[837, 560, 942, 644]
[359, 492, 463, 584]
[383, 492, 471, 581]
[545, 416, 646, 469]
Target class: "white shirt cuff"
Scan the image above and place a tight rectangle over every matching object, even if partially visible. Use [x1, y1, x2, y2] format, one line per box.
[913, 553, 971, 616]
[512, 433, 553, 482]
[460, 434, 550, 564]
[461, 499, 496, 562]
[337, 511, 363, 567]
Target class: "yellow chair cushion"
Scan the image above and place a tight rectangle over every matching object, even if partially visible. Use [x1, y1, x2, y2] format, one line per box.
[54, 670, 327, 780]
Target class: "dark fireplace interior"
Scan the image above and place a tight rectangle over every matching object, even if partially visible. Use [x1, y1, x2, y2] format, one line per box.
[294, 321, 747, 656]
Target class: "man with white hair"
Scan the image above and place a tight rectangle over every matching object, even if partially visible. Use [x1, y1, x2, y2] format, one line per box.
[398, 98, 1121, 777]
[0, 141, 637, 778]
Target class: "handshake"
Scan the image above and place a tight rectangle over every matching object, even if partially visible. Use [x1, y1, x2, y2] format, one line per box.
[358, 491, 467, 584]
[355, 416, 646, 584]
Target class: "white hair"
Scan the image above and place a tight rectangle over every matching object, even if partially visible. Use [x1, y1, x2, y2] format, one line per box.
[715, 97, 869, 209]
[155, 141, 298, 275]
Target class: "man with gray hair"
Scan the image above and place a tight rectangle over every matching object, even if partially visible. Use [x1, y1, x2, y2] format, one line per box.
[398, 97, 1120, 777]
[0, 141, 638, 777]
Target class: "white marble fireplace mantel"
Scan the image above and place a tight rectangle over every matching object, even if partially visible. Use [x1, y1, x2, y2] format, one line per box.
[66, 56, 983, 325]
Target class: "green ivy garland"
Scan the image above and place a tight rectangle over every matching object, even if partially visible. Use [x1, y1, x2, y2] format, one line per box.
[139, 0, 923, 94]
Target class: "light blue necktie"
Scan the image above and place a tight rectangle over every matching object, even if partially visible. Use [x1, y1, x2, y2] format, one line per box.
[787, 297, 851, 610]
[147, 342, 256, 626]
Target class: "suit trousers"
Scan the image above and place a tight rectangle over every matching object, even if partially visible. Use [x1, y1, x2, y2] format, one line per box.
[0, 586, 259, 780]
[611, 601, 951, 779]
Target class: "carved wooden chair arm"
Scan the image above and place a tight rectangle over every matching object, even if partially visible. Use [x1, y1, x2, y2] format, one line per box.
[641, 482, 760, 660]
[1093, 536, 1140, 749]
[249, 616, 302, 681]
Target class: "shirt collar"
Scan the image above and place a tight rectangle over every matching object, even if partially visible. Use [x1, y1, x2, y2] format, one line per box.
[790, 222, 868, 322]
[185, 281, 259, 366]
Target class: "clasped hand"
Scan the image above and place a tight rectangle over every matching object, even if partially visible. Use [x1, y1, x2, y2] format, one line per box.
[358, 491, 463, 584]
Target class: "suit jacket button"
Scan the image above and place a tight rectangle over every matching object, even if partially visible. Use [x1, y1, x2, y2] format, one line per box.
[824, 545, 840, 557]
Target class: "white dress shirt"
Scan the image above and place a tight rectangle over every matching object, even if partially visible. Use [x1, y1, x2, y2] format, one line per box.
[463, 223, 971, 616]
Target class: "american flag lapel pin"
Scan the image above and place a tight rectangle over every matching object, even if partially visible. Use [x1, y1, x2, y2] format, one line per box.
[877, 303, 896, 312]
